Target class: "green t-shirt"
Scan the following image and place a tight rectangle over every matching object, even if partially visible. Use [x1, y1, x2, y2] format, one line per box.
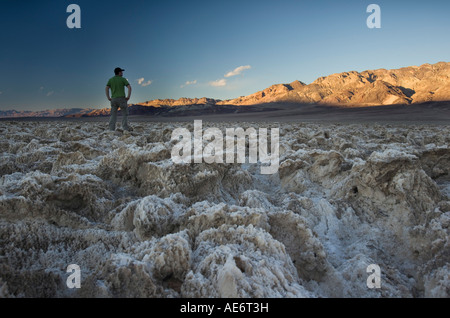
[107, 76, 130, 98]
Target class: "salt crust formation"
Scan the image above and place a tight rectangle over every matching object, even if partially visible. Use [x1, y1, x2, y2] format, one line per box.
[0, 121, 449, 297]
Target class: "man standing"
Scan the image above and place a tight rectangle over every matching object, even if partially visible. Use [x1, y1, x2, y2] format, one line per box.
[106, 67, 132, 131]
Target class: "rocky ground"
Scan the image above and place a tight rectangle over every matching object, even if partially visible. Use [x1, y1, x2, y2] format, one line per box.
[0, 120, 449, 297]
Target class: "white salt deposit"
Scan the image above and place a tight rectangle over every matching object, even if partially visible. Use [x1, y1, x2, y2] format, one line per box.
[0, 121, 448, 297]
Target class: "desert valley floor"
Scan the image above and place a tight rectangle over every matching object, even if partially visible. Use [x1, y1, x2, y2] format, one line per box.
[0, 113, 449, 297]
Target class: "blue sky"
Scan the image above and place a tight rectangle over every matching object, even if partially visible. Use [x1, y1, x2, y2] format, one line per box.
[0, 0, 449, 111]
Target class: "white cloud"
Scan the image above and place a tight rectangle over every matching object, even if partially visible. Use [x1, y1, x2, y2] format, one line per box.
[0, 92, 2, 95]
[209, 79, 227, 87]
[224, 65, 251, 78]
[46, 91, 54, 97]
[137, 78, 152, 87]
[180, 80, 197, 88]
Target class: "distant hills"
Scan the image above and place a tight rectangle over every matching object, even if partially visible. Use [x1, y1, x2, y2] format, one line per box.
[218, 61, 450, 107]
[0, 108, 96, 118]
[1, 62, 449, 118]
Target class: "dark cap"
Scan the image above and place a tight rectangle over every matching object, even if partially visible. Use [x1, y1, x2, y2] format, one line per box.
[114, 67, 125, 74]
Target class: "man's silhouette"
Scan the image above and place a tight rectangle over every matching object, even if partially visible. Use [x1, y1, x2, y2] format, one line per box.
[106, 67, 132, 131]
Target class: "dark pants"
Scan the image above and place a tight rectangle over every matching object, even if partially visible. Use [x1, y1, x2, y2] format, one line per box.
[109, 97, 129, 131]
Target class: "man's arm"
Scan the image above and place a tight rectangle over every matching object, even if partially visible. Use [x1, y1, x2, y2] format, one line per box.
[105, 86, 111, 101]
[126, 85, 132, 101]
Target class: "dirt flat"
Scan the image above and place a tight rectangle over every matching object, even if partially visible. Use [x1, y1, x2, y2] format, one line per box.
[3, 102, 448, 125]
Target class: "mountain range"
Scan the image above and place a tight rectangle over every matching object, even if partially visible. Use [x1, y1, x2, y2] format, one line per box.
[219, 61, 450, 107]
[1, 62, 449, 118]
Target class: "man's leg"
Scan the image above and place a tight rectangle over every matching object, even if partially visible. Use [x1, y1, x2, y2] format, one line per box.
[109, 99, 119, 131]
[120, 98, 130, 131]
